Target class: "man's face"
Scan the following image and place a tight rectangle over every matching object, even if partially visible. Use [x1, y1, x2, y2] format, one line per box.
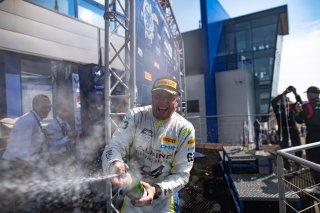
[151, 90, 179, 120]
[307, 92, 319, 101]
[58, 107, 70, 120]
[35, 97, 52, 119]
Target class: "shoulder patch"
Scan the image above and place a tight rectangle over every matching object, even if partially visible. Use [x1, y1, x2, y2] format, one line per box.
[182, 128, 190, 136]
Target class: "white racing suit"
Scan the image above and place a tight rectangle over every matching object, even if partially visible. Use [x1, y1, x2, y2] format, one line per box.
[102, 105, 195, 213]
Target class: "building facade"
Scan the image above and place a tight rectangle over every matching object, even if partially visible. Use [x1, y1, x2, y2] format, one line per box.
[184, 1, 288, 143]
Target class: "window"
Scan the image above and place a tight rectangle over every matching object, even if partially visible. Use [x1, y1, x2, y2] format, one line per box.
[236, 30, 251, 53]
[187, 100, 199, 113]
[251, 15, 278, 28]
[235, 22, 250, 31]
[93, 0, 104, 4]
[225, 32, 235, 55]
[21, 59, 53, 119]
[252, 24, 277, 51]
[78, 0, 105, 28]
[31, 0, 76, 16]
[254, 57, 273, 81]
[238, 52, 253, 73]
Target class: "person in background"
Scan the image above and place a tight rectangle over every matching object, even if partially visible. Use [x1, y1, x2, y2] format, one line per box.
[102, 77, 196, 212]
[2, 94, 52, 178]
[254, 118, 261, 150]
[45, 102, 77, 167]
[300, 124, 306, 137]
[271, 86, 302, 172]
[295, 86, 320, 194]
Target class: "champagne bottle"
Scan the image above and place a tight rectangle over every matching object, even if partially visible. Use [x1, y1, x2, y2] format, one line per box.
[124, 178, 147, 200]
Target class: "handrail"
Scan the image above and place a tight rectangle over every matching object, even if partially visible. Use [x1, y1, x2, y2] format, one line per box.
[277, 141, 320, 213]
[277, 141, 320, 172]
[186, 113, 274, 119]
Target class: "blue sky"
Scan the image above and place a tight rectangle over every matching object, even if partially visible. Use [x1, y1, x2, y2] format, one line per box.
[171, 0, 320, 101]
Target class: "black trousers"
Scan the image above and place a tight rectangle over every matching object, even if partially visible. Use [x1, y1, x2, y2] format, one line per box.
[279, 129, 302, 170]
[306, 143, 320, 183]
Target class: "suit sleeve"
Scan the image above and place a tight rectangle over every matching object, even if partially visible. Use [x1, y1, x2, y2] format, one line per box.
[6, 118, 39, 161]
[45, 122, 70, 147]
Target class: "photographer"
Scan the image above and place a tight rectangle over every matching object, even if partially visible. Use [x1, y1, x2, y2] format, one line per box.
[295, 86, 320, 194]
[271, 86, 302, 172]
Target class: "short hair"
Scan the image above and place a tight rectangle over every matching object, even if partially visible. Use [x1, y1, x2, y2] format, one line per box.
[32, 94, 50, 109]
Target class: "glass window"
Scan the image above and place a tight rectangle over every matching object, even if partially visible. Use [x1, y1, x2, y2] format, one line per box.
[78, 0, 105, 28]
[115, 0, 126, 16]
[253, 48, 274, 58]
[260, 92, 270, 99]
[252, 24, 277, 51]
[235, 21, 250, 31]
[260, 103, 269, 113]
[216, 34, 226, 56]
[20, 59, 53, 119]
[225, 32, 235, 55]
[251, 15, 278, 28]
[238, 52, 253, 73]
[236, 30, 251, 53]
[93, 0, 105, 5]
[254, 57, 273, 81]
[224, 22, 235, 33]
[227, 54, 237, 70]
[110, 14, 126, 36]
[187, 100, 199, 113]
[31, 0, 75, 16]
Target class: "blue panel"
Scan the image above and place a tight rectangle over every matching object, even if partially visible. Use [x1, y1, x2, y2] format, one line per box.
[32, 0, 76, 16]
[6, 74, 22, 117]
[4, 52, 22, 117]
[135, 0, 181, 106]
[200, 0, 229, 142]
[68, 0, 76, 16]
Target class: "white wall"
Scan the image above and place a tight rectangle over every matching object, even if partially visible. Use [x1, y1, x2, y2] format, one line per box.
[185, 74, 207, 143]
[215, 69, 256, 144]
[0, 0, 124, 67]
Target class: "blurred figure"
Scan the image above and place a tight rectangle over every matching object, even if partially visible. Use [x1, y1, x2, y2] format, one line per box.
[254, 118, 261, 150]
[300, 124, 306, 137]
[2, 94, 52, 178]
[295, 86, 320, 194]
[261, 130, 268, 144]
[45, 102, 77, 167]
[271, 86, 302, 172]
[269, 128, 278, 144]
[267, 130, 272, 145]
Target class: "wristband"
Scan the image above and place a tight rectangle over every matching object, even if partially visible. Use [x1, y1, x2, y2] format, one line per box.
[152, 184, 162, 199]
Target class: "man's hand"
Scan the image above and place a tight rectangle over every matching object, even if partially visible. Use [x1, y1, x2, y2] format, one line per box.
[68, 130, 78, 138]
[131, 181, 156, 206]
[110, 161, 132, 187]
[284, 85, 295, 95]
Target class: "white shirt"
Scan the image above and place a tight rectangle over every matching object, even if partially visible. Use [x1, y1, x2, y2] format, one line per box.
[2, 111, 45, 163]
[45, 116, 71, 154]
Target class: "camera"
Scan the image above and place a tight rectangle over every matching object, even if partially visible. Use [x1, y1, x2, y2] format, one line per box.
[286, 86, 294, 93]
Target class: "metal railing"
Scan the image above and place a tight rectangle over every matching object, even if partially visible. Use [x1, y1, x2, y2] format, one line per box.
[186, 114, 275, 145]
[277, 141, 320, 213]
